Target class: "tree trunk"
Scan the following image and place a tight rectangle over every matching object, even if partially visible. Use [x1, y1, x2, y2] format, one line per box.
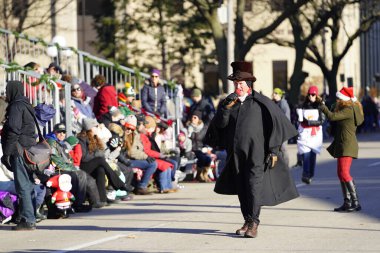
[208, 12, 228, 93]
[288, 43, 307, 106]
[325, 70, 338, 102]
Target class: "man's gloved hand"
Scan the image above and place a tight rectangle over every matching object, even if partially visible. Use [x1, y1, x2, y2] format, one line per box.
[146, 156, 155, 163]
[222, 93, 239, 109]
[1, 155, 12, 171]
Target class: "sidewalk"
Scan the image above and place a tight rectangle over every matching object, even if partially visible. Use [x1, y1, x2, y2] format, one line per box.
[0, 133, 379, 253]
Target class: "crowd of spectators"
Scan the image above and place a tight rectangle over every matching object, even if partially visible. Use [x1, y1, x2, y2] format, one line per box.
[0, 62, 227, 228]
[1, 61, 380, 228]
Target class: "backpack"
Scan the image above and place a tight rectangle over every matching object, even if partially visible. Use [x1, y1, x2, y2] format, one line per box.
[18, 106, 52, 172]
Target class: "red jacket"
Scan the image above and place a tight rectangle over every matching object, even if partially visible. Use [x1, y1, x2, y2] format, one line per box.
[93, 84, 118, 119]
[69, 144, 82, 167]
[140, 133, 173, 172]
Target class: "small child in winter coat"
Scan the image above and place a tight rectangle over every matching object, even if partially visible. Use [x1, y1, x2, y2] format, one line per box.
[178, 130, 193, 159]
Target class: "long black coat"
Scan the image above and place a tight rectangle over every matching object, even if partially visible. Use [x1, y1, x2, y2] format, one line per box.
[1, 81, 37, 156]
[204, 91, 299, 206]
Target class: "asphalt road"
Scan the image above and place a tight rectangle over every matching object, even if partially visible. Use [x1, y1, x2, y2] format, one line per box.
[1, 132, 379, 253]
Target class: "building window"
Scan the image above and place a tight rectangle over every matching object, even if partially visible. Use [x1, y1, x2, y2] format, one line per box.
[272, 60, 288, 91]
[78, 0, 107, 16]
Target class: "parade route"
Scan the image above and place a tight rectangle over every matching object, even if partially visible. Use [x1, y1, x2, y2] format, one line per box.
[1, 133, 379, 253]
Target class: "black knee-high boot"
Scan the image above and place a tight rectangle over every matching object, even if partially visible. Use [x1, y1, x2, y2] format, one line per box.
[345, 181, 361, 212]
[334, 181, 351, 212]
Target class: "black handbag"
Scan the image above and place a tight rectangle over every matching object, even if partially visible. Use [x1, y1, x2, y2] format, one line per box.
[19, 106, 52, 172]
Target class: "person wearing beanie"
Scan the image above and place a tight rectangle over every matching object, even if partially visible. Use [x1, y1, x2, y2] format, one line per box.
[139, 115, 176, 193]
[272, 88, 290, 120]
[124, 115, 138, 131]
[122, 114, 157, 195]
[1, 80, 38, 230]
[186, 109, 213, 183]
[82, 118, 99, 131]
[77, 122, 128, 204]
[98, 106, 125, 128]
[141, 69, 167, 117]
[46, 123, 94, 214]
[204, 61, 298, 238]
[319, 87, 364, 212]
[271, 88, 291, 167]
[118, 82, 136, 117]
[188, 87, 215, 127]
[65, 136, 81, 168]
[296, 85, 325, 185]
[144, 115, 157, 131]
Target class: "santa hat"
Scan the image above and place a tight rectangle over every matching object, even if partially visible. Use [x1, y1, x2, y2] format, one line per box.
[46, 174, 71, 189]
[336, 87, 357, 102]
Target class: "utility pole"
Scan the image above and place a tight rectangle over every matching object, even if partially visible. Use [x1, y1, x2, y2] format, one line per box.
[227, 0, 234, 94]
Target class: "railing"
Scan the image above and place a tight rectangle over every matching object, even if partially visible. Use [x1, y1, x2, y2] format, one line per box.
[0, 28, 177, 109]
[0, 64, 72, 136]
[0, 27, 183, 145]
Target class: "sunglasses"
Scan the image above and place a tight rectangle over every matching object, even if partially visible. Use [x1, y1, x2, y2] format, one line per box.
[72, 87, 81, 92]
[308, 94, 316, 97]
[56, 130, 66, 134]
[151, 75, 159, 78]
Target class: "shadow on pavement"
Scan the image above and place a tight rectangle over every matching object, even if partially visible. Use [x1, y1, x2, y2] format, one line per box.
[290, 156, 380, 220]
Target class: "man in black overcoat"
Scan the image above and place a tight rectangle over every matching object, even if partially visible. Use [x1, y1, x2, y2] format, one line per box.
[204, 61, 299, 238]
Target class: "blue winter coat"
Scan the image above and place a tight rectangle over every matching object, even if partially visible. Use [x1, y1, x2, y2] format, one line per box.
[141, 80, 167, 117]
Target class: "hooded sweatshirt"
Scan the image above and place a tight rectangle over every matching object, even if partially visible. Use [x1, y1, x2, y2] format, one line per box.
[1, 81, 37, 156]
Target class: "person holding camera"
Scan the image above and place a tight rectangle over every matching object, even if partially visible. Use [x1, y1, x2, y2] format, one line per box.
[204, 62, 298, 238]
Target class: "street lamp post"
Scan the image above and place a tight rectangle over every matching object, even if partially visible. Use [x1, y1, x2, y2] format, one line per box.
[227, 0, 234, 94]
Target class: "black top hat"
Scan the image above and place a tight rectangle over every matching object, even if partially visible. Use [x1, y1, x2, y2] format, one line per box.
[227, 61, 256, 82]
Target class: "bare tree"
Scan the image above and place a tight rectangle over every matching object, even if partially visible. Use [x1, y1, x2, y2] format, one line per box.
[0, 0, 73, 61]
[188, 0, 309, 93]
[305, 0, 380, 100]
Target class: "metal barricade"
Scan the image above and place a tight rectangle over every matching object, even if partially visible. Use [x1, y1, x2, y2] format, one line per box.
[1, 27, 182, 144]
[0, 64, 71, 136]
[0, 28, 178, 120]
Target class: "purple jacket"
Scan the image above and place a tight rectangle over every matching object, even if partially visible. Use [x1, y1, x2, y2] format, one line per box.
[0, 191, 17, 221]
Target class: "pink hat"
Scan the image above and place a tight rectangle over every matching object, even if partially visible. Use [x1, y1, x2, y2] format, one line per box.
[308, 86, 319, 95]
[336, 87, 357, 102]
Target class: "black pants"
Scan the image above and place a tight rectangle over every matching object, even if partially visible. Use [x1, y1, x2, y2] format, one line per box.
[80, 157, 126, 202]
[59, 170, 87, 207]
[117, 162, 134, 192]
[236, 164, 264, 224]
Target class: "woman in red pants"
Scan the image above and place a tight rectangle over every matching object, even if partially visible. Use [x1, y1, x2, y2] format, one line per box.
[320, 87, 364, 212]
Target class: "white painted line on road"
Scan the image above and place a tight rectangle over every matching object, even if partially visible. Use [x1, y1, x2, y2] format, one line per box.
[296, 183, 306, 188]
[53, 222, 169, 253]
[53, 234, 125, 253]
[368, 161, 380, 167]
